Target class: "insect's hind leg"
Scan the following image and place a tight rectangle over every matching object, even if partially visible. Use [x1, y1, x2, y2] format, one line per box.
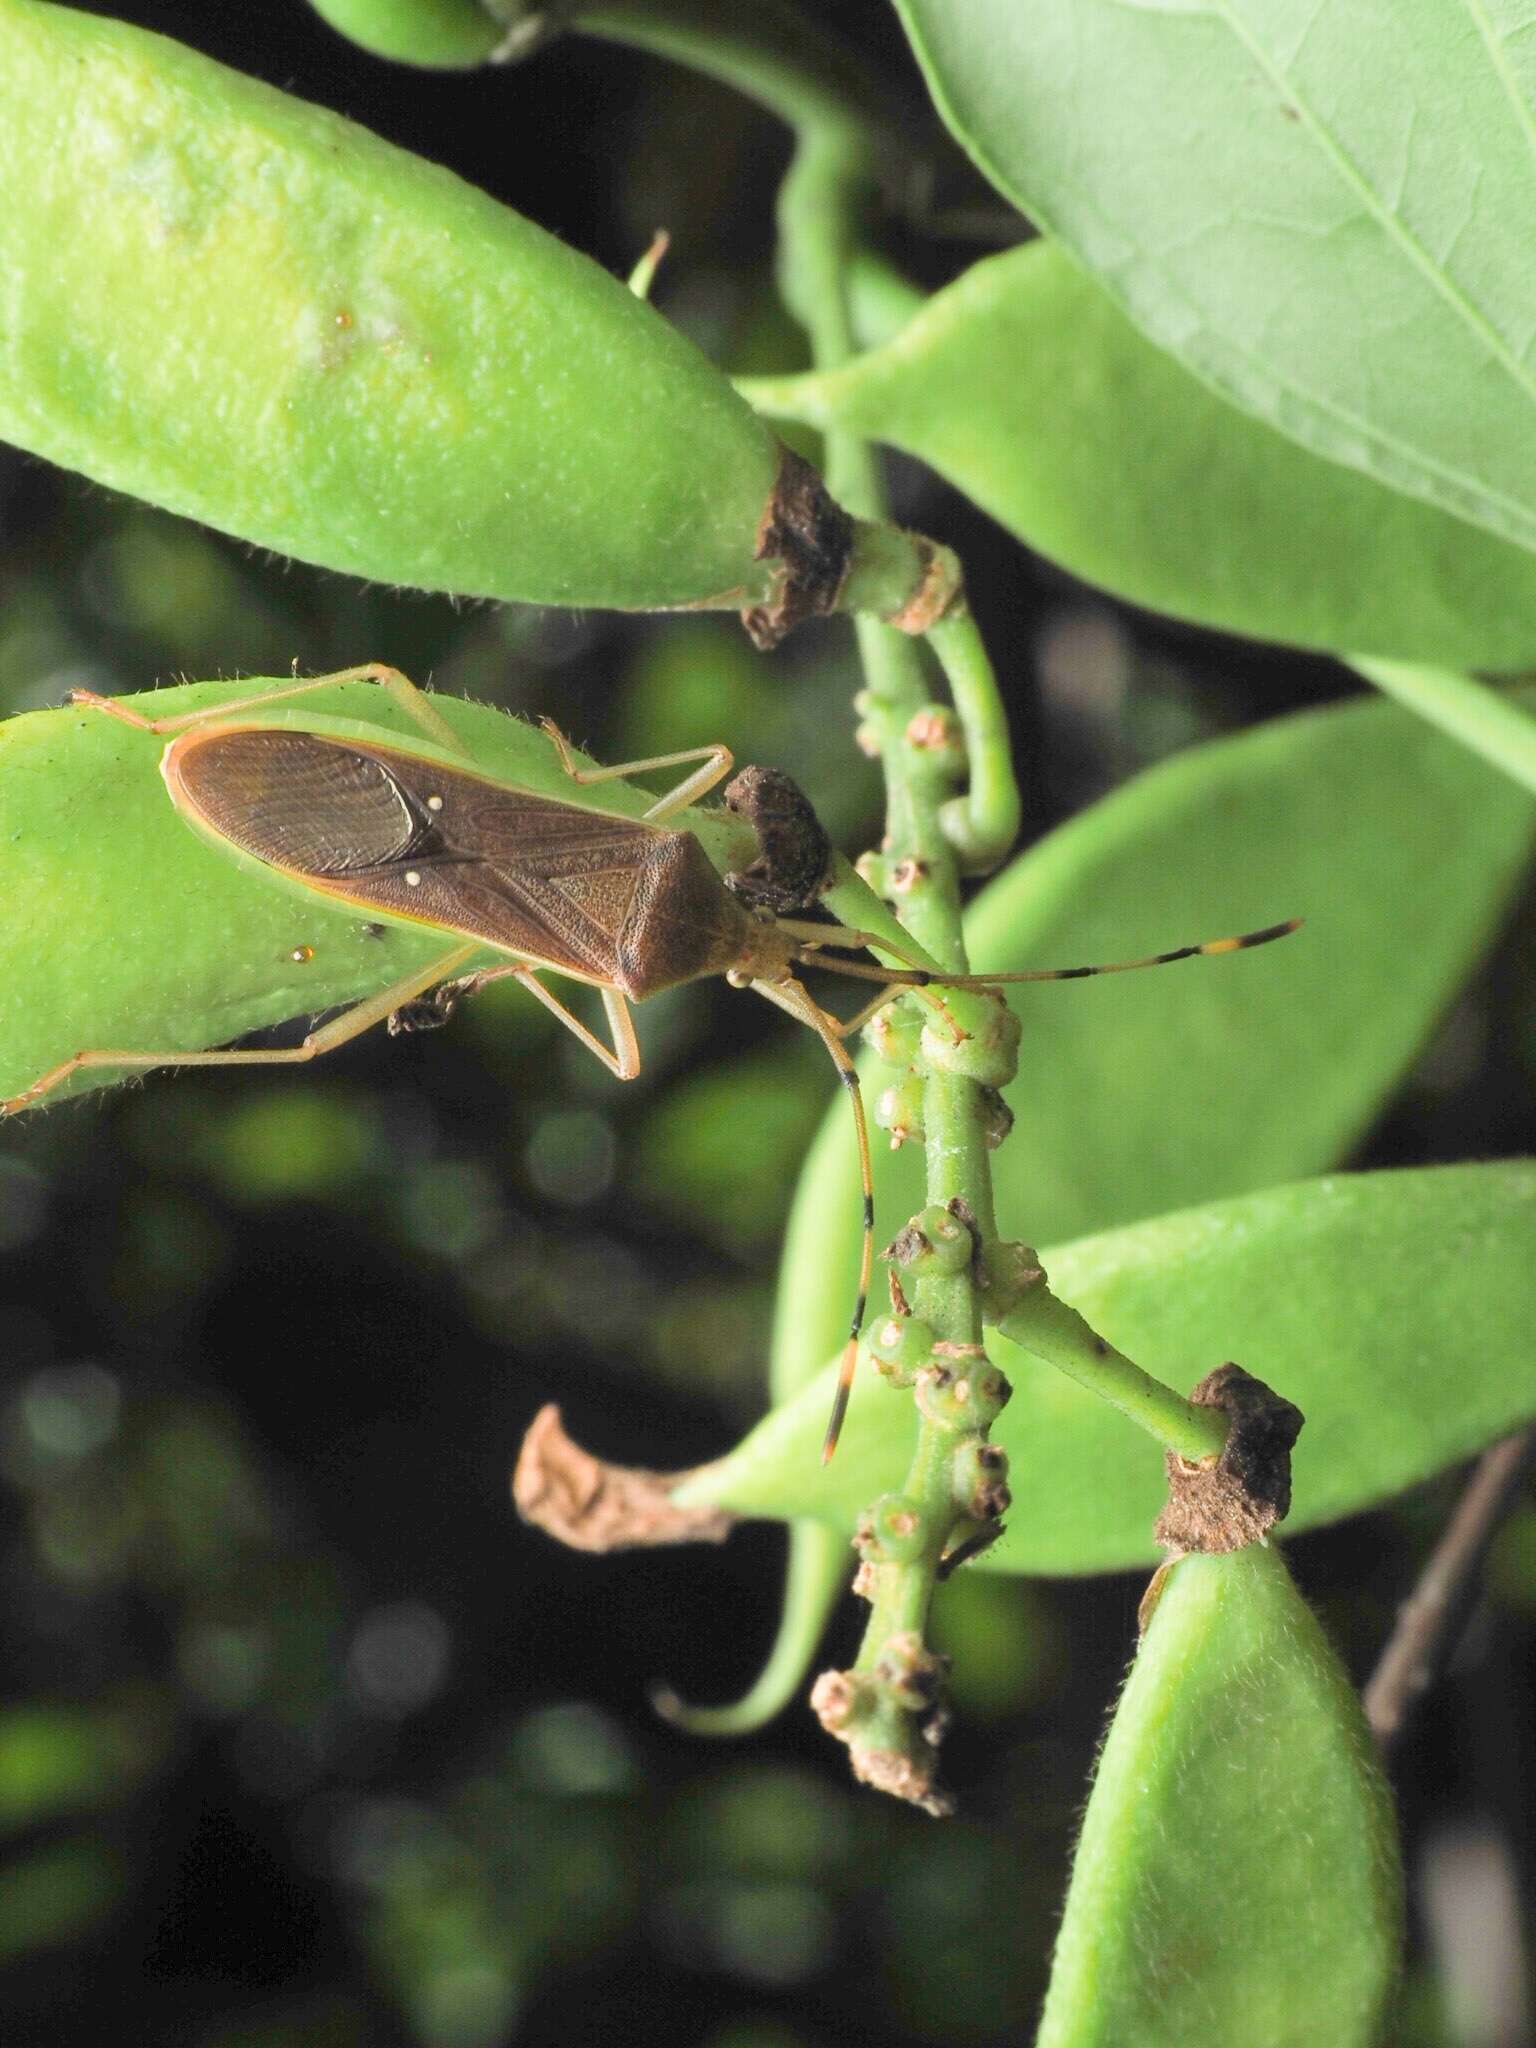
[1, 942, 479, 1116]
[67, 664, 468, 757]
[414, 963, 642, 1082]
[751, 974, 876, 1462]
[537, 719, 734, 823]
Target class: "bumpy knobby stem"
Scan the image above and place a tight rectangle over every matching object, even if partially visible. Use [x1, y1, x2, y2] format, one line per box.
[998, 1287, 1227, 1463]
[755, 93, 1018, 1809]
[573, 0, 1234, 1805]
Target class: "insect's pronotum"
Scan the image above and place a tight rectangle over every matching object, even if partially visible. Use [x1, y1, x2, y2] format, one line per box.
[2, 667, 1299, 1458]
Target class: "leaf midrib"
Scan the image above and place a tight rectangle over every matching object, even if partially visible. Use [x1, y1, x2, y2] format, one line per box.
[1212, 0, 1536, 412]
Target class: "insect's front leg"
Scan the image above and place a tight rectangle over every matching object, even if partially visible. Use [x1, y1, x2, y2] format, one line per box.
[393, 960, 642, 1082]
[67, 664, 468, 756]
[1, 943, 480, 1115]
[537, 718, 734, 822]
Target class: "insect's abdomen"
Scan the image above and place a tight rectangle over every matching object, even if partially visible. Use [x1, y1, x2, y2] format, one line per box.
[617, 833, 751, 1000]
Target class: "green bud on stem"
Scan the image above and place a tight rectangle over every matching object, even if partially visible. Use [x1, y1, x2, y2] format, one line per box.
[920, 991, 1022, 1087]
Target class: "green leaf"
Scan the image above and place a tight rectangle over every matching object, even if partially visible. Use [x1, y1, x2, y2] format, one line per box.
[893, 0, 1536, 557]
[1350, 658, 1536, 797]
[766, 694, 1536, 1410]
[1037, 1545, 1401, 2046]
[0, 677, 752, 1109]
[769, 242, 1536, 667]
[684, 1162, 1536, 1573]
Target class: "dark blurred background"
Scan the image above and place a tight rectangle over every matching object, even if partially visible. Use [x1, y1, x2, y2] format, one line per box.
[1, 7, 1534, 2045]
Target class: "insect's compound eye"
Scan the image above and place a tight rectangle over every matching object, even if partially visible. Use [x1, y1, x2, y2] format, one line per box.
[289, 945, 315, 963]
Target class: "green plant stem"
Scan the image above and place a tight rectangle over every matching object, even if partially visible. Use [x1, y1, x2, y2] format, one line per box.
[578, 0, 1220, 1798]
[845, 249, 930, 352]
[999, 1287, 1227, 1461]
[928, 607, 1022, 871]
[577, 0, 900, 150]
[772, 114, 1002, 1806]
[1348, 657, 1536, 800]
[735, 365, 846, 427]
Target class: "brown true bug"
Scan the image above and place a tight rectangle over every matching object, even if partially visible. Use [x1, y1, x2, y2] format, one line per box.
[1, 666, 1299, 1458]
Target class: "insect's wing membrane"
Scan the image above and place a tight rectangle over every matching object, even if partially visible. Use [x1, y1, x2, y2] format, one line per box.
[173, 728, 668, 981]
[172, 727, 420, 874]
[381, 774, 668, 979]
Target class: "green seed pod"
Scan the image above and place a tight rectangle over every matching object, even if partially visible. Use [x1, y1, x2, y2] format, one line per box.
[0, 5, 846, 640]
[855, 1492, 930, 1567]
[1038, 1546, 1401, 2045]
[307, 0, 508, 68]
[920, 990, 1022, 1088]
[863, 1310, 939, 1385]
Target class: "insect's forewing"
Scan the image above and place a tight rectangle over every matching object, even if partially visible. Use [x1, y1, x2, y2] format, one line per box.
[168, 726, 672, 985]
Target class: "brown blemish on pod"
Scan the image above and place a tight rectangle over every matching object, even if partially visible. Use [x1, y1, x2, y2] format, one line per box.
[1154, 1363, 1305, 1558]
[741, 445, 855, 650]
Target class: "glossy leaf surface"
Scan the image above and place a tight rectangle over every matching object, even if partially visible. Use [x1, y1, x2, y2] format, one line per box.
[894, 0, 1536, 556]
[0, 678, 752, 1109]
[780, 242, 1536, 666]
[1038, 1544, 1401, 2045]
[689, 1163, 1536, 1574]
[766, 695, 1536, 1408]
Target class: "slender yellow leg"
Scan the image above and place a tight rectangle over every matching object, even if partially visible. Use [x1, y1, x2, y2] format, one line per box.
[1, 943, 479, 1115]
[537, 718, 733, 822]
[412, 962, 642, 1082]
[751, 973, 876, 1463]
[67, 664, 468, 757]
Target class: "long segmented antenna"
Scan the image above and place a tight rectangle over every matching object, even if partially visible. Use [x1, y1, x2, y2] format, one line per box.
[791, 918, 1302, 992]
[752, 975, 876, 1464]
[785, 916, 1300, 1461]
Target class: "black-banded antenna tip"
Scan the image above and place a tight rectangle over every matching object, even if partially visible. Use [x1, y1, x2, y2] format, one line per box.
[1247, 917, 1303, 947]
[821, 1380, 852, 1465]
